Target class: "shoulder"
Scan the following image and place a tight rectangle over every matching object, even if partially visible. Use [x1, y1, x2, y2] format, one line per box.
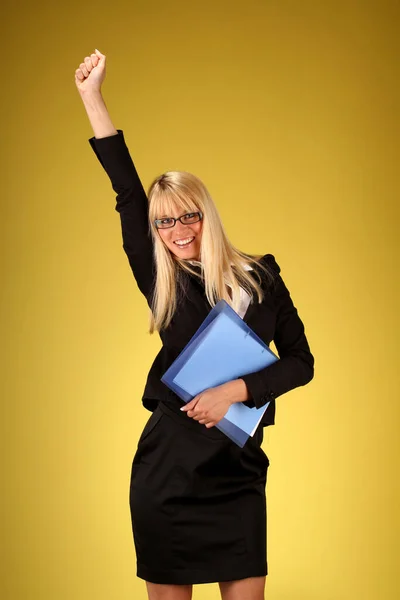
[258, 253, 281, 274]
[246, 253, 282, 294]
[252, 253, 281, 281]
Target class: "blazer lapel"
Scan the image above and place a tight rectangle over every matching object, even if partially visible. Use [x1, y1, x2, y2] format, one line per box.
[242, 298, 256, 324]
[185, 261, 263, 324]
[242, 262, 271, 324]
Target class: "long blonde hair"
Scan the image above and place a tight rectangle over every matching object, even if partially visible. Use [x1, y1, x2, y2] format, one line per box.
[147, 170, 274, 333]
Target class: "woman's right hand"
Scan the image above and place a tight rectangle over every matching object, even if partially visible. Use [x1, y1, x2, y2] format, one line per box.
[75, 49, 106, 95]
[75, 49, 116, 140]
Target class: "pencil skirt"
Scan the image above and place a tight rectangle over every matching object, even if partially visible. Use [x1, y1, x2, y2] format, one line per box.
[129, 399, 270, 585]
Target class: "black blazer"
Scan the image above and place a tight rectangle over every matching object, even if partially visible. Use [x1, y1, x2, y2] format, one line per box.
[89, 130, 314, 428]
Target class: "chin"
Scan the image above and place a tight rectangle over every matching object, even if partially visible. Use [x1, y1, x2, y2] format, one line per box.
[170, 246, 200, 262]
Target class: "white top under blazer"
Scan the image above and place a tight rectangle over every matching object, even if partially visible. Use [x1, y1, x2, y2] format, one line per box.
[188, 261, 252, 319]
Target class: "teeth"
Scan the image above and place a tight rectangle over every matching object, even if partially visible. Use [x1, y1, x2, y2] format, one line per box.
[175, 237, 194, 246]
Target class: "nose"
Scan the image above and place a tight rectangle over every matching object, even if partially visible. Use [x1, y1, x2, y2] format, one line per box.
[174, 219, 191, 235]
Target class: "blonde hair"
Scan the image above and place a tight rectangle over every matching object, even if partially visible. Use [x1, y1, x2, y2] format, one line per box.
[147, 170, 274, 333]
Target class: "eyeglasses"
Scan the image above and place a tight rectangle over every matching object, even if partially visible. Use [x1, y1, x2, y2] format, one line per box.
[154, 211, 203, 229]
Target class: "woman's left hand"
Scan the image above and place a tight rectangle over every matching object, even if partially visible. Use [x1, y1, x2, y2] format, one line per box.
[180, 383, 233, 428]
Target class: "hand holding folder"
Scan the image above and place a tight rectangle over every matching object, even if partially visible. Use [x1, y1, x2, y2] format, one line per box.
[161, 300, 279, 447]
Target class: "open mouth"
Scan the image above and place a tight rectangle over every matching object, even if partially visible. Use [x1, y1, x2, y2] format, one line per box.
[174, 236, 195, 248]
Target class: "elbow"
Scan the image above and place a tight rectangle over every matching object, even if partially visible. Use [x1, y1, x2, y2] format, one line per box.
[302, 351, 315, 386]
[285, 348, 314, 389]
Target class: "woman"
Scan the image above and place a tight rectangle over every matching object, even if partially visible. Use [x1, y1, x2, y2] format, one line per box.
[75, 49, 314, 600]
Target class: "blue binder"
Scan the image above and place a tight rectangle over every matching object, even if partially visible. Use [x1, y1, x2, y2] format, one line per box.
[161, 300, 278, 447]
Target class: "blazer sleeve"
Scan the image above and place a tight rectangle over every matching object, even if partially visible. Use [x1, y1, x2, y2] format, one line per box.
[88, 129, 155, 299]
[241, 254, 315, 409]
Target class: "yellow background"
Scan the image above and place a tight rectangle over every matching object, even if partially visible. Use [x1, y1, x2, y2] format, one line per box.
[2, 0, 399, 598]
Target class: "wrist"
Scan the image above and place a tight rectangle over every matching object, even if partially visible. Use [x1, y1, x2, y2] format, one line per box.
[223, 379, 250, 404]
[79, 87, 103, 101]
[79, 89, 106, 111]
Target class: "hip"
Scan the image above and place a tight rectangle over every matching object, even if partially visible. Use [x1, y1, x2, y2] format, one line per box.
[131, 401, 269, 498]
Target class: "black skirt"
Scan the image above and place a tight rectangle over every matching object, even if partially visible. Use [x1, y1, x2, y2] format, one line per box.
[129, 398, 270, 585]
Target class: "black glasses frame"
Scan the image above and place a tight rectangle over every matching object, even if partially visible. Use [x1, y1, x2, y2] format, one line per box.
[154, 211, 203, 230]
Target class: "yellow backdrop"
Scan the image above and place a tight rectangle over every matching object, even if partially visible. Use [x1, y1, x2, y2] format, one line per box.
[2, 0, 399, 598]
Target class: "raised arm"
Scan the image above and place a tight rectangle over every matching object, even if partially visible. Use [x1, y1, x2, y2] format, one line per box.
[75, 50, 155, 299]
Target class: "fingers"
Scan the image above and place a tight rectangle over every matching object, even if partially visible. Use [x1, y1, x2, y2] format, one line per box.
[84, 56, 92, 73]
[75, 68, 85, 82]
[80, 55, 95, 77]
[79, 62, 88, 78]
[189, 413, 215, 427]
[201, 420, 215, 428]
[181, 396, 200, 412]
[186, 408, 210, 421]
[90, 53, 99, 67]
[187, 409, 203, 420]
[75, 51, 103, 81]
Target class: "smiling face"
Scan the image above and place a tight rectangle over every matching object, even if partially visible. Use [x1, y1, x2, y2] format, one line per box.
[156, 204, 203, 261]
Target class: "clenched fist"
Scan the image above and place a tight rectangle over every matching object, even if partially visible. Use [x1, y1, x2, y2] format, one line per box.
[75, 49, 106, 95]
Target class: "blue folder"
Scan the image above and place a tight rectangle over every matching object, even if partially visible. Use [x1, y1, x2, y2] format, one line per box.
[161, 300, 278, 447]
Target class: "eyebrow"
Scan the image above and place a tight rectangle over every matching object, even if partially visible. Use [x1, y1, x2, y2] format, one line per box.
[158, 211, 194, 219]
